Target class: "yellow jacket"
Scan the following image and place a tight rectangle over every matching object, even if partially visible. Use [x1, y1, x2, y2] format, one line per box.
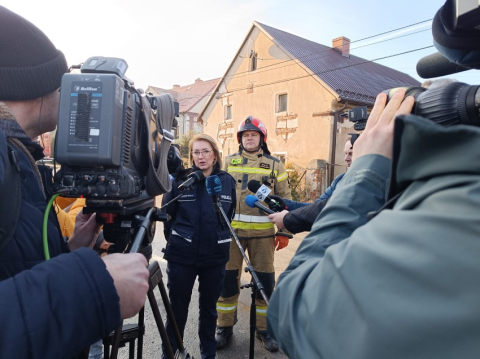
[54, 198, 86, 238]
[224, 149, 291, 239]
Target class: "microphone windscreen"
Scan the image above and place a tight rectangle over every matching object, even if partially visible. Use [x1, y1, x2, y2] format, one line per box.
[190, 170, 205, 181]
[206, 175, 222, 196]
[245, 195, 259, 208]
[416, 52, 470, 79]
[247, 180, 261, 193]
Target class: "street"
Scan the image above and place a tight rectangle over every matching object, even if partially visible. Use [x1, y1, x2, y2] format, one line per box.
[117, 210, 307, 359]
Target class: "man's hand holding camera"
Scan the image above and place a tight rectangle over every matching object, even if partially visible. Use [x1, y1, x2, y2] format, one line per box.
[352, 88, 415, 161]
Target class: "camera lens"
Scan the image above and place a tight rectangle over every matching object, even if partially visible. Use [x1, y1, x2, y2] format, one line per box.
[414, 83, 480, 127]
[384, 83, 480, 128]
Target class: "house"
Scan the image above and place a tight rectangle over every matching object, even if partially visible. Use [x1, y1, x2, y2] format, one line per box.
[197, 22, 420, 197]
[147, 78, 219, 139]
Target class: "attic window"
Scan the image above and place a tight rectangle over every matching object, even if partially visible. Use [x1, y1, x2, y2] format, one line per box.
[250, 52, 258, 72]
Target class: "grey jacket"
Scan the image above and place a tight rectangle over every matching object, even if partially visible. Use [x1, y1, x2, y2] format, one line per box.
[267, 115, 480, 359]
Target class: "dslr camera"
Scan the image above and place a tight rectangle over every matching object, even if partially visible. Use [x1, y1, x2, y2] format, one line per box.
[348, 0, 480, 131]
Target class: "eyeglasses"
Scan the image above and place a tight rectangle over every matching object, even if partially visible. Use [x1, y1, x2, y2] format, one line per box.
[192, 150, 212, 158]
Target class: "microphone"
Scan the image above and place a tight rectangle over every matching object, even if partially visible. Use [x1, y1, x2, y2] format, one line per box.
[205, 175, 225, 229]
[247, 180, 287, 212]
[416, 52, 470, 79]
[206, 181, 270, 305]
[178, 170, 204, 190]
[245, 195, 275, 214]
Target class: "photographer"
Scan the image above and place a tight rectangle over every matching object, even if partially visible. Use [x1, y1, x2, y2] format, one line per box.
[0, 6, 149, 358]
[267, 85, 480, 358]
[161, 134, 236, 359]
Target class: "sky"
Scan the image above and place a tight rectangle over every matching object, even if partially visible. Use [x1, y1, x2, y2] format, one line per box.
[3, 0, 479, 90]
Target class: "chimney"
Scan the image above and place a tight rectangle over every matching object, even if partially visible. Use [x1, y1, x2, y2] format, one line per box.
[332, 36, 350, 57]
[173, 84, 180, 88]
[195, 78, 203, 84]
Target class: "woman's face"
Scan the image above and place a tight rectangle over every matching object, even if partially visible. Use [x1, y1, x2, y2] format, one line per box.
[192, 140, 216, 176]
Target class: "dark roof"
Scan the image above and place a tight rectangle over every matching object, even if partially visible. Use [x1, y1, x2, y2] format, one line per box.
[148, 78, 220, 113]
[257, 22, 421, 105]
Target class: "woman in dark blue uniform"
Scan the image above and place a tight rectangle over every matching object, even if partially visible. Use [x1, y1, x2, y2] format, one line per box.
[162, 134, 236, 359]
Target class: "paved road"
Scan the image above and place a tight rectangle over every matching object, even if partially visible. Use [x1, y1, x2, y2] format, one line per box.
[117, 210, 307, 359]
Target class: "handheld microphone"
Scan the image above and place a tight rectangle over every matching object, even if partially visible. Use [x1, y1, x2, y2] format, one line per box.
[205, 175, 225, 228]
[178, 170, 204, 190]
[247, 180, 287, 212]
[245, 195, 275, 214]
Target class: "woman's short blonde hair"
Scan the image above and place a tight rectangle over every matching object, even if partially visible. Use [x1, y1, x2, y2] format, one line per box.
[188, 134, 222, 169]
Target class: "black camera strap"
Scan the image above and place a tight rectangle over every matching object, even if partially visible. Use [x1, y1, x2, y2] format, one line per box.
[0, 142, 22, 252]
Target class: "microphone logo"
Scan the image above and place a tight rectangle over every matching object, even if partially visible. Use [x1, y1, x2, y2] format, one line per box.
[255, 184, 271, 201]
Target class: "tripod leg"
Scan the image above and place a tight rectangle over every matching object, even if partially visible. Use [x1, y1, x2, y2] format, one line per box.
[250, 288, 256, 359]
[136, 308, 144, 359]
[146, 289, 176, 359]
[108, 323, 123, 359]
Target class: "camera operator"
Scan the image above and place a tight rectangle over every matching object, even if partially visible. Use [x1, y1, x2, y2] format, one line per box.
[0, 6, 149, 358]
[267, 84, 480, 358]
[268, 136, 357, 233]
[161, 134, 236, 359]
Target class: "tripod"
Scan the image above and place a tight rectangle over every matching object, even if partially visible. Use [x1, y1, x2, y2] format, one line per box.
[95, 205, 193, 359]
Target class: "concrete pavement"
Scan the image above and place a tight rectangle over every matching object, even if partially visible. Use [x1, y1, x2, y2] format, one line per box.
[117, 220, 307, 359]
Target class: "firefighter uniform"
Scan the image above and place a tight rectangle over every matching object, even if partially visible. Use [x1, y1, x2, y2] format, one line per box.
[216, 149, 291, 331]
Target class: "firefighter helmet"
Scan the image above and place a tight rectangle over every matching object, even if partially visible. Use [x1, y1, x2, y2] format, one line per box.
[236, 116, 268, 144]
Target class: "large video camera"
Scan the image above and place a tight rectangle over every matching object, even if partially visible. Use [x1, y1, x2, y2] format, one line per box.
[349, 0, 480, 130]
[54, 57, 178, 216]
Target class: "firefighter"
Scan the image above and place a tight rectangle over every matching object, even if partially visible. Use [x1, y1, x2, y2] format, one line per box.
[216, 116, 292, 352]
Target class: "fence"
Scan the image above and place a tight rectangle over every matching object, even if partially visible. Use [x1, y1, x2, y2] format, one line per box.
[287, 160, 347, 202]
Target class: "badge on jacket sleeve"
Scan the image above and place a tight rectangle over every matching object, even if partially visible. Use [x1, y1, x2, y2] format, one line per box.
[231, 158, 242, 165]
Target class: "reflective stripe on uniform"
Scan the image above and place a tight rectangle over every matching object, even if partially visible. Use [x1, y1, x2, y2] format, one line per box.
[226, 166, 278, 176]
[231, 221, 274, 230]
[277, 172, 288, 182]
[233, 214, 271, 223]
[217, 303, 237, 313]
[171, 230, 192, 242]
[256, 306, 268, 316]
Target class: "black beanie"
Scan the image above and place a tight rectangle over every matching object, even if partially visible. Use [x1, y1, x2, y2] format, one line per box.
[0, 6, 68, 101]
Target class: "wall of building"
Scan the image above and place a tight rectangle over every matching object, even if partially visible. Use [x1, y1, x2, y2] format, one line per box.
[202, 28, 337, 168]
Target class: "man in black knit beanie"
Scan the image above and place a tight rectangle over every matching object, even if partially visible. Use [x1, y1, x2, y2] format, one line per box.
[0, 6, 150, 359]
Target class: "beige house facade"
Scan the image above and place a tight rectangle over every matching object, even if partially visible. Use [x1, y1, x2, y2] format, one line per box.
[199, 22, 420, 194]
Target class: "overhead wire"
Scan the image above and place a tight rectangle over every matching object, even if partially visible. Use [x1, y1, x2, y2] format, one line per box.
[224, 28, 431, 82]
[225, 19, 433, 80]
[156, 19, 435, 104]
[169, 44, 434, 104]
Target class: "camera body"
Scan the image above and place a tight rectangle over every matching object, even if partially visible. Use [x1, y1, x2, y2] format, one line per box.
[54, 57, 177, 214]
[348, 106, 369, 131]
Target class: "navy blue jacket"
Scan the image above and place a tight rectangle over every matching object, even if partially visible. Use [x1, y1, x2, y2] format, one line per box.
[0, 121, 121, 358]
[162, 167, 236, 267]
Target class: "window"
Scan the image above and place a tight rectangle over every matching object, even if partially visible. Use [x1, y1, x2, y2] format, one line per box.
[277, 93, 288, 113]
[250, 52, 257, 72]
[225, 105, 232, 120]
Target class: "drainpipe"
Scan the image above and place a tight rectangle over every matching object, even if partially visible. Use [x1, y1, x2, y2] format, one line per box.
[329, 103, 347, 183]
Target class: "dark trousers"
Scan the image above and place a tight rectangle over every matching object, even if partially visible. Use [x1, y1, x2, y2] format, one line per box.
[163, 261, 226, 359]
